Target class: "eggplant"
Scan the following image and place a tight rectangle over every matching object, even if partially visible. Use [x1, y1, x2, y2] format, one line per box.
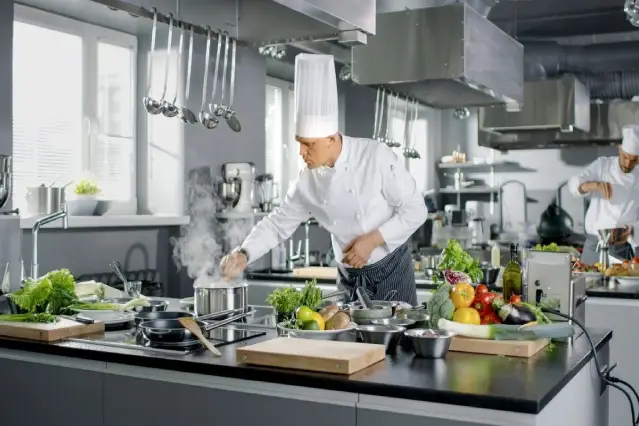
[496, 303, 537, 325]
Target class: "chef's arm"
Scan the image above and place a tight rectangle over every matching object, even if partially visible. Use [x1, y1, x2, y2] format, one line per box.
[568, 158, 604, 197]
[240, 182, 310, 264]
[377, 152, 428, 246]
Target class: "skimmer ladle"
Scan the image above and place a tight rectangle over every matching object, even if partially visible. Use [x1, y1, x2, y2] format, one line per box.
[162, 18, 182, 118]
[142, 9, 162, 115]
[199, 27, 219, 129]
[158, 13, 175, 116]
[179, 25, 197, 124]
[213, 32, 230, 118]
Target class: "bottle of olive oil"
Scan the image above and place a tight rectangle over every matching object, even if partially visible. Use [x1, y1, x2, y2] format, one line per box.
[503, 243, 522, 301]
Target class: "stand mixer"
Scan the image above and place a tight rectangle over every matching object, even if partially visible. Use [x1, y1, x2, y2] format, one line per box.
[216, 162, 255, 215]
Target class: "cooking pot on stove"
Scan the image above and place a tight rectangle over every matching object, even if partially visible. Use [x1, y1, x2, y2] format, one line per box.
[193, 277, 248, 317]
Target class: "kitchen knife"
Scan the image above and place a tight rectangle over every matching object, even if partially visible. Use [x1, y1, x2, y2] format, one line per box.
[60, 314, 95, 325]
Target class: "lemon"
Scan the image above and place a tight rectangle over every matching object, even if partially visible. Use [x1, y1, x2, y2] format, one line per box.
[296, 306, 314, 323]
[310, 311, 325, 330]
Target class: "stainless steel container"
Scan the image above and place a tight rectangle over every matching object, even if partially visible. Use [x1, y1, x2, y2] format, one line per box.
[404, 329, 456, 358]
[194, 282, 248, 316]
[25, 185, 66, 215]
[357, 324, 406, 354]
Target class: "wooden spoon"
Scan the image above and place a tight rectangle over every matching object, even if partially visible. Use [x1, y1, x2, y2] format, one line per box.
[178, 317, 221, 356]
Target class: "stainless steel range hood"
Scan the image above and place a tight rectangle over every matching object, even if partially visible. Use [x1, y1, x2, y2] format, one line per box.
[479, 100, 639, 151]
[480, 75, 591, 133]
[350, 3, 523, 109]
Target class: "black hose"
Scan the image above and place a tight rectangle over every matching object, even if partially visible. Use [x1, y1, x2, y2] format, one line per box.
[541, 308, 639, 426]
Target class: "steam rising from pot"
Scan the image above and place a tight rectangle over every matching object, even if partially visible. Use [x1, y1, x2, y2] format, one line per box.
[170, 167, 254, 287]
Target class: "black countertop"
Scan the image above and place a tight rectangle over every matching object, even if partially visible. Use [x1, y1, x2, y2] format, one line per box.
[0, 326, 611, 415]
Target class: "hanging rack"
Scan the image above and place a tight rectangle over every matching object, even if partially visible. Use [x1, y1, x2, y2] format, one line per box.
[95, 0, 248, 46]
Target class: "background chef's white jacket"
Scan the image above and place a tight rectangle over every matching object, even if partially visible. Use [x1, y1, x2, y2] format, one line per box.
[241, 135, 428, 266]
[568, 156, 639, 236]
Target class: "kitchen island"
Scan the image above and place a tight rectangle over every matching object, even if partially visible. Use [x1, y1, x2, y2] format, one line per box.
[0, 319, 611, 426]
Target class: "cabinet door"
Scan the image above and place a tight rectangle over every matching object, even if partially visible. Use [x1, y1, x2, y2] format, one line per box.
[0, 357, 103, 426]
[357, 408, 493, 426]
[104, 373, 356, 426]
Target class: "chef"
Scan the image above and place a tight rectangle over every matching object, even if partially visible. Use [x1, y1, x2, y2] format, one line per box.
[568, 124, 639, 264]
[220, 53, 427, 305]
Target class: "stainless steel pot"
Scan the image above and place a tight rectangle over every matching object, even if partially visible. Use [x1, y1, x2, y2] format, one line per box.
[194, 282, 248, 316]
[26, 185, 66, 215]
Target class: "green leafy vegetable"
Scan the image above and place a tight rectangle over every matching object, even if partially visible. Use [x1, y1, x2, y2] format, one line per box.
[299, 278, 322, 310]
[0, 313, 57, 323]
[437, 239, 483, 283]
[45, 268, 79, 315]
[535, 242, 559, 252]
[266, 286, 301, 315]
[426, 282, 455, 328]
[9, 278, 53, 313]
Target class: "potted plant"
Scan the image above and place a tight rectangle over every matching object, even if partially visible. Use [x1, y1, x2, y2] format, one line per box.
[68, 178, 100, 216]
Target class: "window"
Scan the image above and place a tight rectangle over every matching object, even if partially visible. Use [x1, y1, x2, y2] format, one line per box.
[12, 5, 137, 211]
[265, 77, 301, 198]
[386, 97, 429, 195]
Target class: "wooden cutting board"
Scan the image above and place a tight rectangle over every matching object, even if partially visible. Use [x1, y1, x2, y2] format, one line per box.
[236, 337, 386, 375]
[0, 317, 105, 342]
[449, 337, 549, 358]
[292, 267, 338, 280]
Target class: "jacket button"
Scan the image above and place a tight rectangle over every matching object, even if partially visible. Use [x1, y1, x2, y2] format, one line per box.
[333, 220, 338, 225]
[355, 213, 362, 219]
[321, 200, 327, 205]
[348, 188, 354, 194]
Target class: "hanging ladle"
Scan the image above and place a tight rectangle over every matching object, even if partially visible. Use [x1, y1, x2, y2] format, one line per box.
[224, 36, 241, 132]
[372, 87, 381, 140]
[158, 13, 175, 116]
[384, 92, 396, 148]
[179, 25, 197, 124]
[402, 97, 412, 159]
[199, 27, 219, 129]
[391, 94, 402, 148]
[162, 17, 182, 118]
[213, 31, 230, 118]
[377, 89, 387, 143]
[142, 8, 162, 115]
[205, 29, 224, 128]
[408, 100, 421, 159]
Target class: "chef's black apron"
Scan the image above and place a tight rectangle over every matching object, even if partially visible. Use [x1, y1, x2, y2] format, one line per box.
[581, 234, 635, 265]
[337, 243, 418, 306]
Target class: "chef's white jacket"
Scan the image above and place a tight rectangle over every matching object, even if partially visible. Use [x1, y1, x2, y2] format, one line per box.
[568, 156, 639, 236]
[241, 135, 428, 266]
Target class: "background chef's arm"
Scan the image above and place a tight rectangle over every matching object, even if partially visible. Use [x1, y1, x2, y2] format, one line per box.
[377, 152, 428, 246]
[568, 157, 604, 197]
[240, 182, 310, 264]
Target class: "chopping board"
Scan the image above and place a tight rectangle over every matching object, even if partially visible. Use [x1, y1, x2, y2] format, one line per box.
[236, 337, 386, 375]
[292, 267, 337, 280]
[449, 337, 549, 358]
[0, 317, 104, 342]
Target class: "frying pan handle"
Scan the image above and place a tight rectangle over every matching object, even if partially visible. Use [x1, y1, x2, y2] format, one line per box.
[203, 311, 252, 331]
[197, 308, 244, 322]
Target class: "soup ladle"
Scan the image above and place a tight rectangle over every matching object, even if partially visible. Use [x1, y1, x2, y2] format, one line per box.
[142, 8, 162, 115]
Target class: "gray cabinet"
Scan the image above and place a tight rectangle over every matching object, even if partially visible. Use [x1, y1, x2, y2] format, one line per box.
[0, 357, 103, 426]
[357, 409, 492, 426]
[586, 298, 639, 426]
[103, 373, 356, 426]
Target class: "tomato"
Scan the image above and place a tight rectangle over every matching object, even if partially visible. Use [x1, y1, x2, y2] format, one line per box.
[450, 283, 476, 309]
[632, 257, 639, 264]
[509, 294, 522, 304]
[481, 312, 501, 325]
[473, 292, 497, 314]
[624, 259, 630, 265]
[475, 284, 489, 294]
[453, 307, 481, 325]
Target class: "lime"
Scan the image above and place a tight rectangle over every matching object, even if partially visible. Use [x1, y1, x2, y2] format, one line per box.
[303, 320, 320, 331]
[310, 311, 325, 330]
[296, 306, 314, 323]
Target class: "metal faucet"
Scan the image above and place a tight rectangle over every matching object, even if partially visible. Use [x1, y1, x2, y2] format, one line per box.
[303, 218, 319, 268]
[287, 240, 302, 270]
[31, 203, 68, 279]
[498, 180, 528, 233]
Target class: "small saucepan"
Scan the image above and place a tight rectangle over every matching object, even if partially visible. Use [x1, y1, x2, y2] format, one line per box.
[139, 311, 252, 344]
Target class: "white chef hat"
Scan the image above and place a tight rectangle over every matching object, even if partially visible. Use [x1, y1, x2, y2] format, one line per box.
[621, 124, 639, 156]
[294, 54, 338, 138]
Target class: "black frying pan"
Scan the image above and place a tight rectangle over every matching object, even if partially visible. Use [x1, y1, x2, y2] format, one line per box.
[139, 311, 252, 344]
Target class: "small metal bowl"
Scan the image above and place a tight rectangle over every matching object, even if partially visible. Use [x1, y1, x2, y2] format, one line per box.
[371, 318, 417, 328]
[404, 329, 456, 358]
[356, 324, 406, 354]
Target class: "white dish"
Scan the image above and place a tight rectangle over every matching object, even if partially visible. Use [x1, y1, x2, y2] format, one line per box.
[72, 308, 124, 322]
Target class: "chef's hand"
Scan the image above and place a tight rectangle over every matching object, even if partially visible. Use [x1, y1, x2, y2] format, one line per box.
[220, 252, 248, 279]
[342, 230, 385, 269]
[581, 181, 612, 200]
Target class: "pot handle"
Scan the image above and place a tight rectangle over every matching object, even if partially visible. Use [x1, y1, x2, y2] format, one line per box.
[203, 311, 252, 331]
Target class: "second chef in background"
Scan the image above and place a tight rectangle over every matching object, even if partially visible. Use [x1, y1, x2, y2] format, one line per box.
[220, 53, 427, 305]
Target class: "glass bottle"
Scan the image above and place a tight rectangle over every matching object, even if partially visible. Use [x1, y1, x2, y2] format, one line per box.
[502, 243, 522, 301]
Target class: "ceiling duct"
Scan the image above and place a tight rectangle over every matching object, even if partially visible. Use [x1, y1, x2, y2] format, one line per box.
[351, 3, 523, 109]
[480, 75, 590, 133]
[479, 100, 639, 151]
